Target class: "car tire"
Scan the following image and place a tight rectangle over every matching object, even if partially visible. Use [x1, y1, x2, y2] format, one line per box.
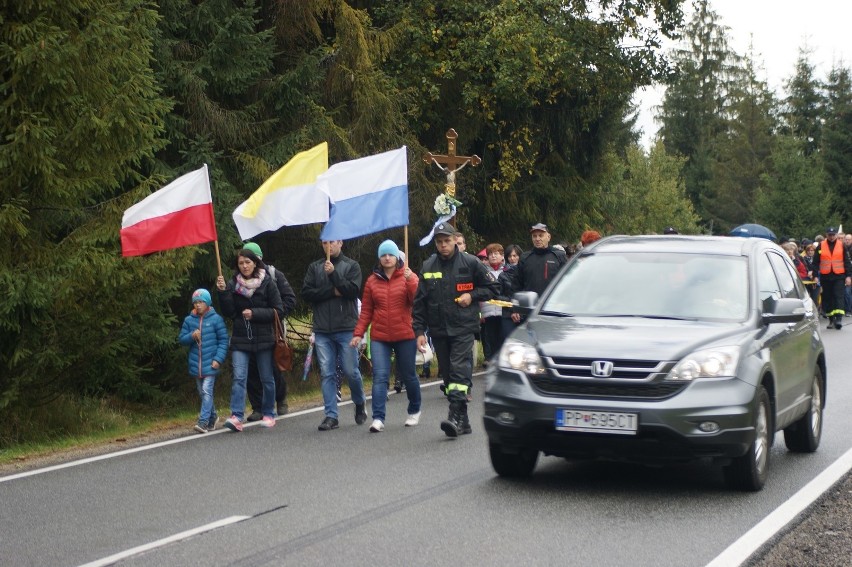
[724, 386, 771, 491]
[784, 367, 824, 453]
[489, 443, 539, 478]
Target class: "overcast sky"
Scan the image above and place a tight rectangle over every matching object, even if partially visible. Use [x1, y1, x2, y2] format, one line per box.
[635, 0, 852, 147]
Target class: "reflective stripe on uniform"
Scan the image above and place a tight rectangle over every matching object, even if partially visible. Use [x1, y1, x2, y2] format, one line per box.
[447, 383, 469, 393]
[828, 308, 846, 317]
[423, 272, 443, 279]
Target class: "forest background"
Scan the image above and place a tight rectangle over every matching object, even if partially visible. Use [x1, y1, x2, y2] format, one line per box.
[2, 0, 850, 448]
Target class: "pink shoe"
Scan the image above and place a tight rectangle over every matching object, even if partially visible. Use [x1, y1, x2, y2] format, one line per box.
[224, 415, 243, 432]
[261, 416, 276, 428]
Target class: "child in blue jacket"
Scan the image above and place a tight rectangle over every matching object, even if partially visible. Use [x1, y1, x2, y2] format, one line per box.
[178, 289, 229, 433]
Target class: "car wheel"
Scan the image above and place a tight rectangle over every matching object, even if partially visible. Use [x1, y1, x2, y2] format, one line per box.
[724, 386, 771, 491]
[784, 367, 824, 453]
[489, 443, 539, 478]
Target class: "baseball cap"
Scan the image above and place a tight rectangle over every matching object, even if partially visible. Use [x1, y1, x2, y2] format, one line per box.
[530, 223, 549, 233]
[434, 222, 456, 237]
[826, 226, 838, 234]
[663, 226, 678, 234]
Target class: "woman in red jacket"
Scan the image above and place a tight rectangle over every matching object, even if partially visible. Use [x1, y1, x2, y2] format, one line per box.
[350, 240, 421, 432]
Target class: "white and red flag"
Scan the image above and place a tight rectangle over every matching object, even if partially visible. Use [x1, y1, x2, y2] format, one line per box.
[120, 165, 218, 257]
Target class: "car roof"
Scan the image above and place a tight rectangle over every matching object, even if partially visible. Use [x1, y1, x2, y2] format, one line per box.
[583, 234, 775, 256]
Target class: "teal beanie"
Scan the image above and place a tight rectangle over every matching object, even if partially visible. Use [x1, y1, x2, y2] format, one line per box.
[377, 240, 400, 258]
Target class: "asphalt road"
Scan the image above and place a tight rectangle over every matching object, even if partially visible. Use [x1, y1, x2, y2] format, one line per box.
[2, 329, 851, 567]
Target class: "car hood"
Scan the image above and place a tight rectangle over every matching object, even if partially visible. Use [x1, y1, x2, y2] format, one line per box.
[524, 315, 751, 361]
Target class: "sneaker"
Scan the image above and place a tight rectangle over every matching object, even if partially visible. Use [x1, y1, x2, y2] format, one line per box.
[261, 416, 276, 428]
[404, 412, 421, 427]
[246, 411, 263, 422]
[369, 419, 384, 432]
[206, 416, 220, 431]
[193, 422, 208, 434]
[277, 401, 289, 416]
[393, 381, 403, 394]
[355, 403, 368, 425]
[318, 417, 339, 431]
[224, 415, 243, 432]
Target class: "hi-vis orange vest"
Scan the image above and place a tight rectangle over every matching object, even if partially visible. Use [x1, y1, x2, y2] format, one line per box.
[819, 240, 845, 275]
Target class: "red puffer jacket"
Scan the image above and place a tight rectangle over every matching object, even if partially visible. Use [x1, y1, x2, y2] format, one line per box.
[353, 266, 419, 342]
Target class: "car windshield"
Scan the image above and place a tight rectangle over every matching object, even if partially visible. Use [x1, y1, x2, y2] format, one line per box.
[541, 252, 749, 321]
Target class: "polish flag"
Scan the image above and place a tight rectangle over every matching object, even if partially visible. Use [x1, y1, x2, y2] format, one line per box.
[120, 165, 218, 257]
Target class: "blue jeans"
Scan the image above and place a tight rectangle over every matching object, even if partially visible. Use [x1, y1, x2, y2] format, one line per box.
[196, 375, 217, 425]
[230, 349, 275, 419]
[315, 331, 365, 419]
[370, 339, 421, 421]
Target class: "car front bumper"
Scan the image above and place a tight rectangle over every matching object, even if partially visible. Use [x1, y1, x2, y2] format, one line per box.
[483, 367, 759, 463]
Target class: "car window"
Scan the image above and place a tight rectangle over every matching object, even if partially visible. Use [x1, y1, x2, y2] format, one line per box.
[767, 251, 802, 299]
[542, 252, 748, 320]
[756, 252, 782, 306]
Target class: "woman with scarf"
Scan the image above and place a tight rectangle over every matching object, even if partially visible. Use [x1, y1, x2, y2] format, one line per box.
[216, 248, 284, 431]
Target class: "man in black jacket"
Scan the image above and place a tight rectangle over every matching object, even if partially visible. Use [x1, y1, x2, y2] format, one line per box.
[510, 223, 568, 323]
[815, 226, 852, 330]
[301, 239, 367, 430]
[414, 223, 499, 437]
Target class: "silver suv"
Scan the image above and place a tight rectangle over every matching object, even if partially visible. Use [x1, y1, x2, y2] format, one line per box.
[484, 235, 826, 490]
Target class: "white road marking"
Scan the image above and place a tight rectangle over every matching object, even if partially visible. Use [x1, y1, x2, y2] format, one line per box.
[706, 447, 852, 567]
[0, 379, 445, 484]
[76, 515, 250, 567]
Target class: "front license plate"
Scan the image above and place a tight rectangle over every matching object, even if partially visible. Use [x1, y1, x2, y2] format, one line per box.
[555, 409, 638, 435]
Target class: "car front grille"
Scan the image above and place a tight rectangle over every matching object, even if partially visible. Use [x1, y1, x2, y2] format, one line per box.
[533, 357, 684, 400]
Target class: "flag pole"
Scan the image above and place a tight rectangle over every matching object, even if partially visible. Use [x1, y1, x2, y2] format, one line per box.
[213, 239, 223, 279]
[404, 226, 409, 266]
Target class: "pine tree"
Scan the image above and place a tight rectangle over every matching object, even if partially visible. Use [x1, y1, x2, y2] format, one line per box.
[0, 1, 177, 407]
[657, 0, 742, 225]
[781, 48, 825, 156]
[707, 45, 778, 231]
[822, 64, 852, 221]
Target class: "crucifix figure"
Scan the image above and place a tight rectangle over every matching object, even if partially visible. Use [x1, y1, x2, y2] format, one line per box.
[423, 128, 481, 199]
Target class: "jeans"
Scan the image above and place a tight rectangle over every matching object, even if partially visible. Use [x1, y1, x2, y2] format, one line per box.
[370, 339, 421, 421]
[196, 375, 217, 425]
[230, 349, 275, 419]
[247, 357, 287, 410]
[315, 331, 365, 419]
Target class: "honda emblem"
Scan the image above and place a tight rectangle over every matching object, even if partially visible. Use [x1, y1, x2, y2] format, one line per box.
[591, 360, 614, 377]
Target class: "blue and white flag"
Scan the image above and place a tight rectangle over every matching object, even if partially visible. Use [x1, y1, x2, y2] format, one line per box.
[319, 147, 408, 241]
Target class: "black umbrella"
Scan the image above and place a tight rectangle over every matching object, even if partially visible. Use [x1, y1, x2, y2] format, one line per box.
[729, 223, 778, 242]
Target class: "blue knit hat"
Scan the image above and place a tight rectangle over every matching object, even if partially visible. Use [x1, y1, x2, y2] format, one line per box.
[377, 239, 400, 258]
[192, 288, 212, 306]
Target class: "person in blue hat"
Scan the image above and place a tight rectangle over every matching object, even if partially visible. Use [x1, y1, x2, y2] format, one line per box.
[178, 289, 229, 433]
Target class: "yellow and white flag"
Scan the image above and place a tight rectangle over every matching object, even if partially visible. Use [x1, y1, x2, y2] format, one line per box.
[232, 142, 329, 240]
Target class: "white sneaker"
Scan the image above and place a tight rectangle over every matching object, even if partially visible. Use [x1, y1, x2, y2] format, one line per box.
[369, 419, 384, 432]
[404, 412, 421, 427]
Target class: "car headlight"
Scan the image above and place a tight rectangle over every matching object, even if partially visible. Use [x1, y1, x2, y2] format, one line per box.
[498, 339, 547, 374]
[666, 346, 740, 381]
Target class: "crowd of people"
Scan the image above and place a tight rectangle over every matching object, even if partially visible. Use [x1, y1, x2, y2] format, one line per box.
[178, 221, 601, 438]
[779, 226, 852, 330]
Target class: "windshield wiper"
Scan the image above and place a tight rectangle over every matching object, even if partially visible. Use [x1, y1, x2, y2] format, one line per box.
[596, 314, 698, 321]
[538, 310, 574, 317]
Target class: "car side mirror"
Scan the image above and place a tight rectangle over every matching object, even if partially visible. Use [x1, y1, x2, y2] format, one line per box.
[762, 297, 807, 325]
[513, 291, 539, 316]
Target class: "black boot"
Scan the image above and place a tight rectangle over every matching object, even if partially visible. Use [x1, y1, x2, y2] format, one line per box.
[457, 402, 472, 435]
[440, 402, 463, 437]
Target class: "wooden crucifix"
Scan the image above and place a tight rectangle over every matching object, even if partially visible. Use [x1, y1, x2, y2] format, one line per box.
[423, 128, 481, 199]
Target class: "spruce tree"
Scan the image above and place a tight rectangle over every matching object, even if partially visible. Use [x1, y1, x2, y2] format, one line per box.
[781, 48, 825, 157]
[822, 64, 852, 221]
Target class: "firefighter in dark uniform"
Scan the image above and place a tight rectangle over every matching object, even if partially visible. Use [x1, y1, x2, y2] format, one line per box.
[816, 226, 852, 330]
[414, 222, 499, 437]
